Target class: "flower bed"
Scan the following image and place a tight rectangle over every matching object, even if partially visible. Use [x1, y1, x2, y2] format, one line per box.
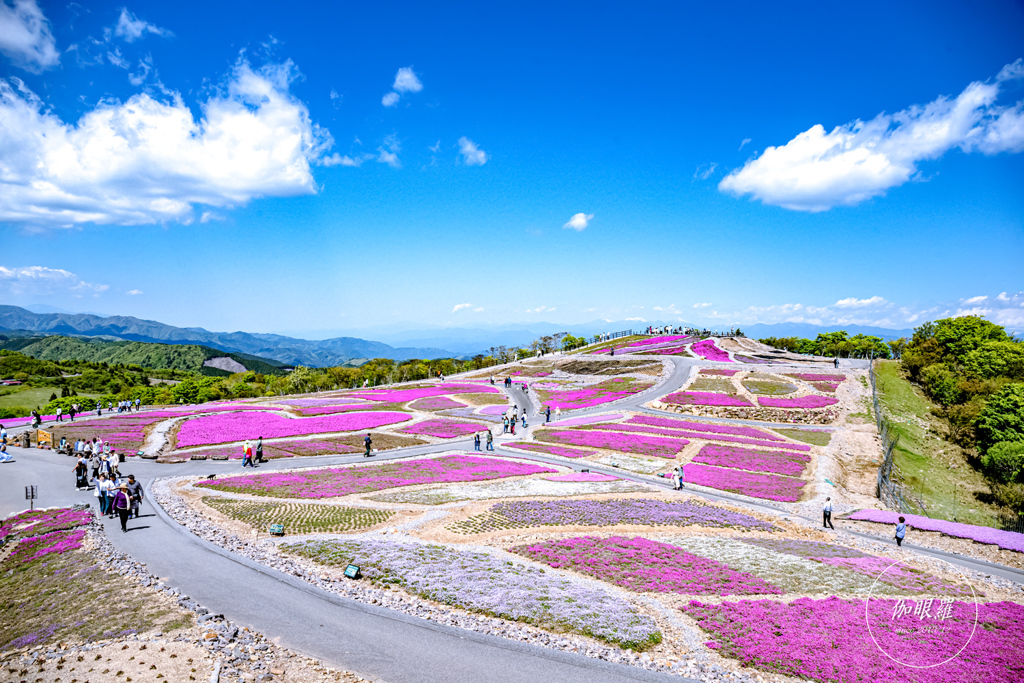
[680, 597, 1024, 682]
[195, 454, 556, 499]
[626, 335, 691, 347]
[701, 369, 740, 377]
[636, 344, 693, 356]
[628, 415, 786, 442]
[536, 429, 687, 458]
[691, 339, 733, 363]
[503, 442, 597, 459]
[758, 396, 839, 409]
[512, 536, 781, 595]
[202, 497, 393, 534]
[0, 507, 92, 542]
[449, 499, 777, 534]
[479, 405, 511, 415]
[283, 397, 365, 407]
[536, 377, 652, 410]
[734, 354, 774, 364]
[846, 510, 1024, 553]
[742, 380, 797, 395]
[348, 383, 499, 403]
[784, 373, 847, 383]
[548, 413, 623, 427]
[6, 529, 88, 565]
[588, 423, 810, 451]
[693, 444, 810, 477]
[683, 463, 806, 502]
[398, 419, 485, 438]
[811, 381, 841, 393]
[282, 539, 661, 650]
[174, 410, 412, 447]
[771, 428, 833, 446]
[543, 472, 619, 482]
[662, 391, 752, 407]
[50, 411, 183, 450]
[408, 396, 466, 411]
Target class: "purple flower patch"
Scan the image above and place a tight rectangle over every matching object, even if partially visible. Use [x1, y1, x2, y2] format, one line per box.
[175, 411, 412, 447]
[693, 444, 810, 477]
[408, 396, 466, 411]
[847, 510, 1024, 553]
[537, 429, 687, 458]
[662, 391, 752, 407]
[398, 419, 485, 438]
[683, 463, 806, 502]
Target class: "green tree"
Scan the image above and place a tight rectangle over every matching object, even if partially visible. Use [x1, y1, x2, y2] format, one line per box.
[975, 383, 1024, 453]
[920, 363, 962, 406]
[982, 441, 1024, 482]
[963, 341, 1024, 380]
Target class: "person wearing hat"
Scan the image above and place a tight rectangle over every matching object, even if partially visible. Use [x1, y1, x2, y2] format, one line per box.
[111, 483, 132, 533]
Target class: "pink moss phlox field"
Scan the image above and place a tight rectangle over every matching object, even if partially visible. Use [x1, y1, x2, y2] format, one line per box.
[503, 442, 598, 459]
[628, 415, 785, 441]
[784, 373, 847, 383]
[409, 396, 466, 411]
[512, 536, 781, 595]
[587, 423, 811, 451]
[663, 391, 752, 407]
[398, 419, 485, 438]
[283, 398, 365, 407]
[694, 444, 810, 477]
[691, 339, 733, 363]
[538, 429, 686, 458]
[847, 510, 1024, 553]
[347, 383, 499, 403]
[0, 507, 92, 542]
[538, 378, 652, 410]
[51, 412, 184, 450]
[680, 597, 1024, 683]
[196, 454, 556, 499]
[758, 395, 839, 409]
[549, 413, 624, 427]
[683, 463, 806, 502]
[815, 556, 973, 596]
[637, 344, 692, 356]
[175, 411, 412, 447]
[626, 335, 691, 347]
[479, 405, 511, 415]
[8, 529, 87, 565]
[185, 437, 365, 460]
[543, 472, 619, 482]
[294, 404, 391, 416]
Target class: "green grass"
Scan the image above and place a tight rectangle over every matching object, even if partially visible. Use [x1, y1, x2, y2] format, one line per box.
[0, 386, 102, 413]
[689, 377, 738, 394]
[874, 360, 998, 524]
[570, 335, 646, 354]
[202, 496, 393, 534]
[771, 428, 832, 446]
[741, 380, 797, 396]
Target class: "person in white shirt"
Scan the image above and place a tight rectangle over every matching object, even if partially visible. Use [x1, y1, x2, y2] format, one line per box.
[823, 496, 835, 530]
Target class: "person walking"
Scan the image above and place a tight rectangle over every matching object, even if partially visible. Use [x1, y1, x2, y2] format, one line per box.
[56, 407, 63, 422]
[522, 412, 527, 428]
[895, 516, 907, 547]
[486, 430, 494, 451]
[502, 415, 508, 434]
[671, 466, 681, 490]
[135, 398, 141, 411]
[364, 433, 373, 457]
[0, 424, 6, 446]
[833, 358, 840, 369]
[510, 419, 516, 436]
[474, 433, 481, 451]
[823, 497, 835, 530]
[241, 440, 253, 468]
[69, 406, 76, 422]
[111, 484, 132, 533]
[94, 472, 108, 513]
[101, 473, 116, 516]
[255, 436, 264, 464]
[545, 406, 551, 423]
[74, 454, 89, 489]
[126, 475, 144, 519]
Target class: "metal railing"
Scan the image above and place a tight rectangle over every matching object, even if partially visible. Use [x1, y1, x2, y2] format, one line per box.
[589, 330, 633, 344]
[870, 362, 926, 515]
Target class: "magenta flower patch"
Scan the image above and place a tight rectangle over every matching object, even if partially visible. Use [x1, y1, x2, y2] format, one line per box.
[398, 419, 485, 438]
[683, 463, 806, 502]
[549, 413, 624, 427]
[196, 454, 556, 499]
[628, 415, 785, 441]
[0, 507, 92, 543]
[691, 339, 733, 362]
[348, 383, 499, 403]
[537, 429, 687, 458]
[758, 396, 838, 409]
[175, 411, 412, 447]
[503, 442, 598, 459]
[663, 391, 752, 407]
[512, 536, 781, 595]
[8, 529, 87, 565]
[693, 444, 810, 477]
[536, 377, 652, 410]
[408, 396, 466, 411]
[587, 423, 810, 451]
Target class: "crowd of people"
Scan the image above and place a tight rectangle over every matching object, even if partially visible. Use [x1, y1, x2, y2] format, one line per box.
[66, 440, 143, 533]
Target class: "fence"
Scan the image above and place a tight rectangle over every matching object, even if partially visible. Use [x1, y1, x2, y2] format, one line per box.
[589, 329, 633, 344]
[870, 362, 927, 515]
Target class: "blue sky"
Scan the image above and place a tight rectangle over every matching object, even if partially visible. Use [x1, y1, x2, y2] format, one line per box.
[1, 0, 1022, 336]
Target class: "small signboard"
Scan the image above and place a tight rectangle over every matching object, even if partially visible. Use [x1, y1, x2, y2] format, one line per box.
[344, 564, 361, 579]
[25, 485, 37, 510]
[37, 430, 52, 448]
[268, 523, 284, 536]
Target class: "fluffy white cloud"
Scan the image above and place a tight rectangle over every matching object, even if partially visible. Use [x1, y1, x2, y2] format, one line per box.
[0, 59, 332, 227]
[452, 303, 474, 313]
[961, 295, 988, 305]
[126, 289, 143, 295]
[526, 306, 556, 314]
[0, 0, 59, 71]
[692, 302, 712, 309]
[719, 59, 1024, 211]
[381, 91, 400, 107]
[0, 266, 107, 295]
[392, 67, 422, 93]
[113, 8, 172, 43]
[458, 136, 488, 166]
[834, 296, 888, 308]
[563, 212, 594, 231]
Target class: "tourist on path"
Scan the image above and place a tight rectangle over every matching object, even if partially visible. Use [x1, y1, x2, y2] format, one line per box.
[101, 475, 116, 517]
[474, 433, 481, 451]
[0, 424, 6, 445]
[56, 407, 63, 422]
[486, 430, 494, 451]
[255, 437, 264, 464]
[111, 484, 132, 533]
[74, 455, 89, 489]
[364, 433, 373, 457]
[135, 398, 141, 411]
[895, 516, 907, 547]
[823, 497, 835, 529]
[69, 406, 76, 422]
[510, 419, 516, 436]
[502, 416, 509, 434]
[545, 406, 551, 423]
[126, 475, 144, 519]
[94, 472, 108, 513]
[242, 440, 254, 467]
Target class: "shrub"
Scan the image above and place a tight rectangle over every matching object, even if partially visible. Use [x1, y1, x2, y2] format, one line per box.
[982, 441, 1024, 482]
[975, 383, 1024, 453]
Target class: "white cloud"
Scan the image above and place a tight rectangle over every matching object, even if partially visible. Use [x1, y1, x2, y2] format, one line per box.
[0, 265, 107, 295]
[458, 136, 488, 166]
[625, 317, 646, 322]
[452, 303, 474, 313]
[526, 306, 556, 314]
[563, 212, 594, 231]
[692, 302, 712, 309]
[106, 47, 129, 69]
[693, 162, 717, 180]
[653, 304, 681, 315]
[322, 152, 374, 168]
[381, 91, 400, 107]
[113, 8, 171, 43]
[0, 59, 331, 227]
[739, 138, 752, 151]
[392, 67, 422, 93]
[429, 140, 440, 153]
[834, 296, 887, 308]
[961, 295, 988, 305]
[126, 289, 143, 295]
[199, 211, 224, 223]
[0, 0, 59, 71]
[719, 59, 1024, 211]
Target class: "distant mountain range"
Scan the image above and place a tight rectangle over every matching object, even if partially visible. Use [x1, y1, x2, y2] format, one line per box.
[0, 306, 463, 367]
